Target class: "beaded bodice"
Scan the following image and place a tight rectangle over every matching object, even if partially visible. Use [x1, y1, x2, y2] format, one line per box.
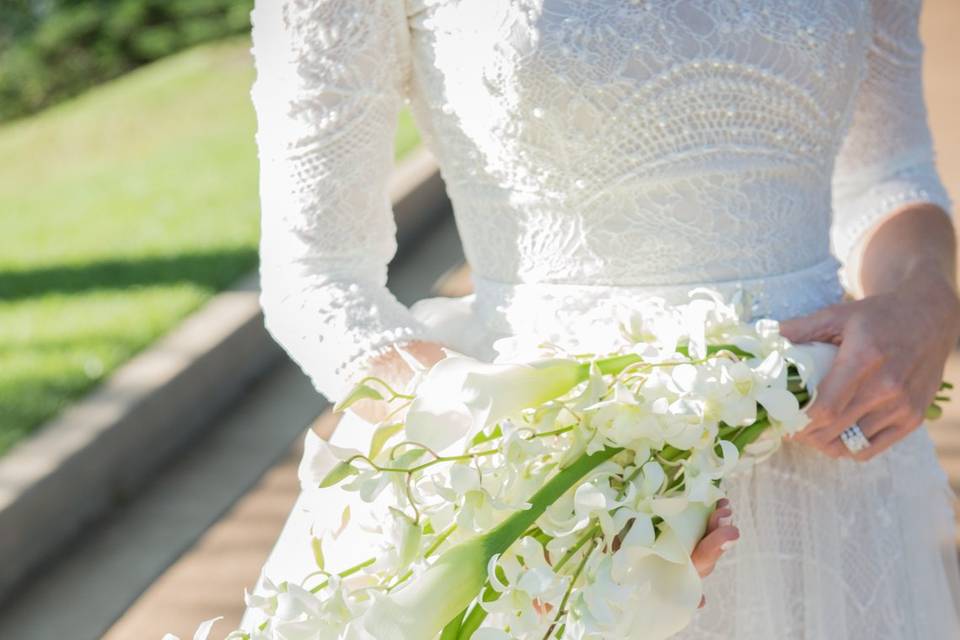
[250, 0, 951, 402]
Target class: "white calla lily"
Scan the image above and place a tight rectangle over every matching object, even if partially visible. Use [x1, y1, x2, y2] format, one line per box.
[607, 501, 712, 639]
[359, 537, 489, 640]
[405, 355, 585, 452]
[402, 356, 478, 452]
[460, 358, 585, 429]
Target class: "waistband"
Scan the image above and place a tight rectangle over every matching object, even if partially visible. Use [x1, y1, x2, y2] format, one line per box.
[470, 256, 846, 338]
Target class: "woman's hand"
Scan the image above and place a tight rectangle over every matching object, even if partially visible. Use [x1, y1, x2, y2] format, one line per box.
[691, 498, 739, 606]
[779, 206, 960, 462]
[347, 340, 448, 424]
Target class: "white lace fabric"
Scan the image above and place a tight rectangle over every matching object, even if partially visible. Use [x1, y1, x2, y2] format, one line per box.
[245, 2, 960, 637]
[251, 0, 950, 403]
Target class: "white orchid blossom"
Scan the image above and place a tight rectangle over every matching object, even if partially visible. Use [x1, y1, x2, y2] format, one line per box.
[482, 538, 570, 635]
[297, 428, 363, 492]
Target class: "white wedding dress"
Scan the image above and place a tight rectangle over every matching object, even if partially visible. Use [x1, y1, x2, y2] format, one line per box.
[242, 0, 960, 637]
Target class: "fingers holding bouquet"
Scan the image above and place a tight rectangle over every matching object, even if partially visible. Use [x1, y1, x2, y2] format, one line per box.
[779, 279, 959, 462]
[692, 498, 739, 579]
[691, 498, 739, 608]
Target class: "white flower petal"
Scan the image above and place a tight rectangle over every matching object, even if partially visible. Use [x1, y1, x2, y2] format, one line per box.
[191, 617, 223, 640]
[404, 357, 477, 452]
[622, 555, 703, 640]
[471, 629, 512, 640]
[756, 386, 801, 422]
[639, 460, 666, 497]
[297, 429, 361, 490]
[450, 463, 481, 493]
[786, 341, 837, 391]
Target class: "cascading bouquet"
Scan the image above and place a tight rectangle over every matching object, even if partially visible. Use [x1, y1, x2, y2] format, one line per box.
[170, 289, 948, 640]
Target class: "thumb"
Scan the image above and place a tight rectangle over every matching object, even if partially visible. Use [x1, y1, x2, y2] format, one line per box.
[778, 302, 852, 344]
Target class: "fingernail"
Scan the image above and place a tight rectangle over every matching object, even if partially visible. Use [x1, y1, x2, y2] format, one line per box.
[718, 516, 732, 528]
[721, 540, 736, 552]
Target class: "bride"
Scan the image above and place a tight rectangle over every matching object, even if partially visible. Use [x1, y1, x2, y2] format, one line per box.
[241, 0, 960, 637]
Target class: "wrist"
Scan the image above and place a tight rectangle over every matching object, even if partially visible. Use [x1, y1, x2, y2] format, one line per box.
[861, 254, 956, 298]
[886, 259, 960, 331]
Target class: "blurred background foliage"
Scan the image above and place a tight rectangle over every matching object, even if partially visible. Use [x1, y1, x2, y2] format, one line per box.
[0, 0, 254, 123]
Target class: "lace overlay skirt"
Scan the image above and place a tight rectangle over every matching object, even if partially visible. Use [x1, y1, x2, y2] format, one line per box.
[678, 430, 960, 639]
[242, 263, 960, 638]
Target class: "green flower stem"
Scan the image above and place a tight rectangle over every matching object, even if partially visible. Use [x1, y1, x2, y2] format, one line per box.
[483, 448, 622, 556]
[342, 425, 579, 480]
[579, 344, 756, 381]
[353, 447, 501, 475]
[552, 523, 601, 572]
[440, 608, 466, 640]
[541, 538, 598, 640]
[426, 523, 459, 555]
[333, 375, 416, 413]
[676, 344, 756, 359]
[454, 582, 499, 640]
[307, 557, 377, 594]
[728, 420, 771, 451]
[534, 425, 577, 439]
[450, 519, 603, 639]
[309, 524, 457, 595]
[425, 448, 622, 640]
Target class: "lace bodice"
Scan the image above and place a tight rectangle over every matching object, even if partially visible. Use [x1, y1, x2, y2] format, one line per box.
[250, 0, 952, 403]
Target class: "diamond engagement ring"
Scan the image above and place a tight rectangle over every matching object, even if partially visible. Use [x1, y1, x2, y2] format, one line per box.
[840, 424, 871, 454]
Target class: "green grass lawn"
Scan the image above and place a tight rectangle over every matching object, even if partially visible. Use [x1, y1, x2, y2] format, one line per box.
[0, 36, 421, 455]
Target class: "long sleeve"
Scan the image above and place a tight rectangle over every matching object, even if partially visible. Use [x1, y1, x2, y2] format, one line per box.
[250, 0, 430, 403]
[830, 0, 953, 297]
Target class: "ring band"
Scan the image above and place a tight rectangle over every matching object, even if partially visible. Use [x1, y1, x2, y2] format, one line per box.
[840, 424, 871, 454]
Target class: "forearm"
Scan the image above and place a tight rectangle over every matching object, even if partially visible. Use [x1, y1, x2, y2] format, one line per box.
[857, 203, 957, 297]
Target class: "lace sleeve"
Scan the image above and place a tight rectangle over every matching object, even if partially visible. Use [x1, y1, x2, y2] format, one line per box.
[250, 0, 430, 403]
[830, 0, 953, 297]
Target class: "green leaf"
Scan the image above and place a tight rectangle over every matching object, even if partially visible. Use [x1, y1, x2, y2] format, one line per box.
[369, 422, 405, 459]
[391, 447, 428, 470]
[319, 461, 358, 488]
[311, 536, 325, 571]
[333, 383, 384, 413]
[926, 403, 943, 421]
[470, 423, 502, 447]
[941, 381, 954, 390]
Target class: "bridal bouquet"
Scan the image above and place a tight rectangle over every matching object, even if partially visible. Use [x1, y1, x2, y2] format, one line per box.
[171, 289, 947, 640]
